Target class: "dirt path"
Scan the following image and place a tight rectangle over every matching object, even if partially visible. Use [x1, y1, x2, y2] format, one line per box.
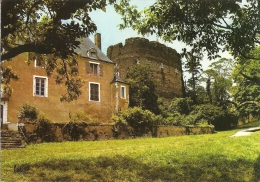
[231, 127, 260, 137]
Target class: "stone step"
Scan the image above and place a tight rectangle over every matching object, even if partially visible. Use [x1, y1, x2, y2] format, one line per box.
[1, 130, 25, 149]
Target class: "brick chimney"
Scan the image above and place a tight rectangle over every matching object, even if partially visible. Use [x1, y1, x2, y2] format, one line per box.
[94, 33, 101, 50]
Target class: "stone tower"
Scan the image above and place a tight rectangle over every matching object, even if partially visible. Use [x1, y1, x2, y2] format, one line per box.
[107, 37, 183, 100]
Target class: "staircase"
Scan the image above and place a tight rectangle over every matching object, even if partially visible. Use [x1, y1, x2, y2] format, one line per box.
[1, 130, 24, 149]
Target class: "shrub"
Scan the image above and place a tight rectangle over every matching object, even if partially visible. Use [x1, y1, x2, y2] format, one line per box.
[35, 114, 56, 142]
[188, 104, 238, 130]
[112, 107, 158, 137]
[19, 103, 39, 121]
[70, 111, 99, 124]
[168, 97, 193, 115]
[61, 121, 87, 141]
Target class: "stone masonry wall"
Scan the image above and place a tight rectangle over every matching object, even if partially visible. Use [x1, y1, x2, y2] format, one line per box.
[107, 37, 183, 100]
[20, 123, 215, 143]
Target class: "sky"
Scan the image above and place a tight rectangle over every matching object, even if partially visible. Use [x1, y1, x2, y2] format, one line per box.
[88, 0, 233, 74]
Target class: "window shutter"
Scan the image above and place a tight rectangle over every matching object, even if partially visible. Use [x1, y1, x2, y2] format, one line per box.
[99, 64, 103, 76]
[86, 62, 91, 74]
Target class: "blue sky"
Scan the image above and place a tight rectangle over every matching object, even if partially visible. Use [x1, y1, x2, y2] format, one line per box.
[89, 1, 233, 72]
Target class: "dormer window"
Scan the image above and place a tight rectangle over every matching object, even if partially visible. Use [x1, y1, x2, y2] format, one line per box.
[87, 48, 97, 59]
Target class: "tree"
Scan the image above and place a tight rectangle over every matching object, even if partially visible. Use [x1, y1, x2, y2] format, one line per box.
[125, 62, 159, 114]
[115, 0, 260, 61]
[202, 58, 233, 107]
[183, 52, 203, 104]
[231, 48, 260, 117]
[1, 0, 119, 101]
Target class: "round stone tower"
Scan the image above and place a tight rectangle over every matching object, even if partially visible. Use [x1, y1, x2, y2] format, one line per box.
[107, 37, 184, 100]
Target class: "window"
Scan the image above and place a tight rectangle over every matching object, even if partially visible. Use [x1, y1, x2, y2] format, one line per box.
[87, 48, 97, 59]
[33, 76, 48, 97]
[120, 86, 126, 99]
[86, 62, 103, 76]
[89, 82, 100, 102]
[90, 63, 99, 76]
[34, 59, 45, 68]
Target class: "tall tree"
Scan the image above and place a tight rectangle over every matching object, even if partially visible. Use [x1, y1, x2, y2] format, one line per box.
[231, 48, 260, 117]
[203, 58, 233, 107]
[125, 62, 159, 114]
[115, 0, 260, 61]
[183, 52, 203, 104]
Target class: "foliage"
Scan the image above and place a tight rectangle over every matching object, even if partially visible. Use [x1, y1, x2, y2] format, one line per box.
[183, 52, 203, 103]
[168, 97, 193, 115]
[203, 58, 233, 106]
[61, 121, 87, 141]
[237, 120, 260, 129]
[188, 104, 238, 130]
[34, 114, 56, 142]
[1, 66, 19, 99]
[69, 111, 99, 124]
[231, 48, 260, 117]
[159, 97, 238, 130]
[2, 130, 260, 181]
[19, 103, 39, 121]
[115, 0, 260, 61]
[125, 62, 159, 114]
[18, 104, 56, 142]
[112, 107, 159, 137]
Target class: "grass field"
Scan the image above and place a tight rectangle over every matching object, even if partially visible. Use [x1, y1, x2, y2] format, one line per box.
[1, 126, 260, 181]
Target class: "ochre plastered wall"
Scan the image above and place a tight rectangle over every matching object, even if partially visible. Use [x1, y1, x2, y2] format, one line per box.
[110, 81, 129, 114]
[2, 53, 128, 125]
[107, 37, 183, 100]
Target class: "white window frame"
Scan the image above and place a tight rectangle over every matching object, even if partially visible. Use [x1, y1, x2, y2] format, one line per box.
[33, 75, 48, 97]
[89, 82, 100, 102]
[34, 59, 46, 68]
[120, 85, 126, 99]
[89, 61, 100, 76]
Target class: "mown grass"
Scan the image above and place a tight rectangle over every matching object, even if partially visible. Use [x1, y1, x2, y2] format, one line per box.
[2, 129, 260, 182]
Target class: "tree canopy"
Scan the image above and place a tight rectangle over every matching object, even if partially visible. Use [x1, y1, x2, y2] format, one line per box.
[231, 47, 260, 116]
[115, 0, 260, 61]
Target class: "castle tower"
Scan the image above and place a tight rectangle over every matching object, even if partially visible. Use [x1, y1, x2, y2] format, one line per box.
[107, 37, 183, 100]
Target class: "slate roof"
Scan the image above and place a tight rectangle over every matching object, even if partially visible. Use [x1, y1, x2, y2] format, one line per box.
[74, 37, 113, 63]
[111, 73, 129, 84]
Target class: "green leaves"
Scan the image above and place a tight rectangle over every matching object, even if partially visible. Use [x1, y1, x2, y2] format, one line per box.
[114, 0, 260, 61]
[125, 62, 159, 114]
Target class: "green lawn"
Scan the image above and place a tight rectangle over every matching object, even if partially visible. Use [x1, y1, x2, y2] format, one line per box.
[2, 129, 260, 182]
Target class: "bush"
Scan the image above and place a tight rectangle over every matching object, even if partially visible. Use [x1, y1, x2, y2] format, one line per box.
[70, 111, 99, 124]
[112, 107, 159, 137]
[35, 114, 56, 142]
[158, 112, 184, 126]
[168, 97, 193, 115]
[187, 104, 238, 130]
[19, 103, 39, 121]
[61, 121, 87, 141]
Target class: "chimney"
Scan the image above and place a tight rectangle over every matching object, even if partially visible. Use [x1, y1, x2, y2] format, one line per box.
[94, 33, 101, 50]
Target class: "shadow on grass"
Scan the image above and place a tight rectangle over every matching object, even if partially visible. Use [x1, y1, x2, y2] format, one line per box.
[10, 154, 260, 182]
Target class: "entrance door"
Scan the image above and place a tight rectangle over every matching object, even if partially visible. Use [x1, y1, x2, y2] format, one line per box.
[0, 102, 8, 124]
[0, 104, 3, 127]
